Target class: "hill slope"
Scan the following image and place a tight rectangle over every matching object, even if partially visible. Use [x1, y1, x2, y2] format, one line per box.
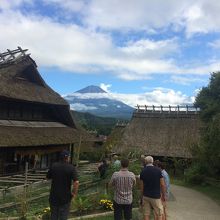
[71, 110, 127, 135]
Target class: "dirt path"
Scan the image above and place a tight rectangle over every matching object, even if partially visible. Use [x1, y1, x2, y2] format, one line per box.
[167, 184, 220, 220]
[69, 184, 220, 220]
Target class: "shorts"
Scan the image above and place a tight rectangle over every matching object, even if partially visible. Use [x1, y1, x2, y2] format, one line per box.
[142, 196, 164, 217]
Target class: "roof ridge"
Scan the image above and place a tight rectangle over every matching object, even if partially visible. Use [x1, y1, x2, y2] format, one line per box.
[0, 46, 30, 67]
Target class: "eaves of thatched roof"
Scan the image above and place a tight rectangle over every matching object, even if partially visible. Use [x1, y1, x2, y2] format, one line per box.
[0, 121, 93, 147]
[115, 113, 201, 158]
[0, 56, 67, 106]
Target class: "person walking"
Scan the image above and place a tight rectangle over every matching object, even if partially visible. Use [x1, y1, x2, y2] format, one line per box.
[113, 155, 121, 170]
[47, 150, 79, 220]
[157, 161, 170, 220]
[98, 159, 108, 178]
[140, 156, 166, 220]
[110, 158, 136, 220]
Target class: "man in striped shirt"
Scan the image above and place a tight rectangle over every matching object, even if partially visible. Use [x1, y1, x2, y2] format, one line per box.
[110, 158, 136, 220]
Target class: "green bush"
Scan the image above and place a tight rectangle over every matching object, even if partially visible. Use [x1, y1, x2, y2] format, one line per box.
[80, 151, 103, 162]
[72, 196, 93, 215]
[184, 166, 206, 185]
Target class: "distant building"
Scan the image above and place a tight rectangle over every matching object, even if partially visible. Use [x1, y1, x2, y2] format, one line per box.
[0, 47, 89, 174]
[109, 105, 201, 158]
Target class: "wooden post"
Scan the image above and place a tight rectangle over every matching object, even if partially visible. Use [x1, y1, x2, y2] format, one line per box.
[70, 143, 74, 164]
[76, 135, 82, 167]
[24, 162, 28, 187]
[24, 161, 28, 199]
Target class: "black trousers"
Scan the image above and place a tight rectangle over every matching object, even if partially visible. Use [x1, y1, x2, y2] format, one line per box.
[113, 201, 132, 220]
[50, 202, 70, 220]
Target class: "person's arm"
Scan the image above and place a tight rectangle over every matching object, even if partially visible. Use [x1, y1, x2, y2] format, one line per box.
[160, 177, 166, 202]
[72, 180, 79, 198]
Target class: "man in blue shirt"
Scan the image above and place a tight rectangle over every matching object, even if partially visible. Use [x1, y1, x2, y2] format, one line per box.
[140, 156, 166, 220]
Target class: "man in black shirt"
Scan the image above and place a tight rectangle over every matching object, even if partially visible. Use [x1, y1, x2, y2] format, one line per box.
[140, 156, 166, 220]
[47, 150, 79, 220]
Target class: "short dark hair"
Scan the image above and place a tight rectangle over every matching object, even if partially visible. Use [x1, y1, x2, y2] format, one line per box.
[121, 158, 129, 168]
[157, 161, 165, 170]
[60, 150, 70, 161]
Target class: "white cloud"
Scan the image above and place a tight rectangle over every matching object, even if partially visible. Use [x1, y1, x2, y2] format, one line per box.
[183, 1, 220, 36]
[0, 0, 33, 10]
[100, 83, 111, 92]
[65, 88, 194, 108]
[83, 0, 220, 36]
[120, 38, 179, 59]
[70, 103, 97, 111]
[0, 9, 185, 80]
[111, 88, 194, 107]
[66, 93, 115, 100]
[170, 75, 206, 85]
[0, 0, 220, 81]
[209, 39, 220, 49]
[42, 0, 86, 13]
[84, 0, 188, 31]
[99, 104, 108, 107]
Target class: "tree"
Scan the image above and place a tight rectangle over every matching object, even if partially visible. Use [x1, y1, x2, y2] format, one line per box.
[194, 72, 220, 177]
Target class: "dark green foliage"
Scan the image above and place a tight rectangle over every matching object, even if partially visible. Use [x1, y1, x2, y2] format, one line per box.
[72, 196, 92, 215]
[80, 151, 104, 162]
[190, 71, 220, 180]
[195, 72, 220, 122]
[71, 111, 126, 135]
[184, 165, 206, 185]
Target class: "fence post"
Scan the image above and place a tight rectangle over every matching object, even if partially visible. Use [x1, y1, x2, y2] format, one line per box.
[24, 162, 28, 188]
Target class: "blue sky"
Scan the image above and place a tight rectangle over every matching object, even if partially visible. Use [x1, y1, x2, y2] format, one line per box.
[0, 0, 220, 107]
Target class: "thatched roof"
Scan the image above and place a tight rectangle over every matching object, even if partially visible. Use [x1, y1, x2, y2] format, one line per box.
[0, 56, 67, 105]
[113, 111, 201, 158]
[104, 125, 126, 150]
[0, 120, 92, 147]
[0, 48, 94, 147]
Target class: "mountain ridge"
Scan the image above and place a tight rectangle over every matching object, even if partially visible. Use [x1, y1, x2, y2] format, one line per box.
[64, 85, 134, 119]
[75, 85, 107, 93]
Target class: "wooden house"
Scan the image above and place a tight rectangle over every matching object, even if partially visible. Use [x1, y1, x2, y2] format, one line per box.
[109, 105, 201, 158]
[0, 47, 88, 174]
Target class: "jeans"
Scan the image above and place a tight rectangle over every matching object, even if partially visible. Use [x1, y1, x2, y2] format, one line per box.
[113, 201, 132, 220]
[50, 202, 70, 220]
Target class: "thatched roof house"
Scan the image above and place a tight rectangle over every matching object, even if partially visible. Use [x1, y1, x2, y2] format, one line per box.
[0, 47, 89, 174]
[110, 105, 201, 158]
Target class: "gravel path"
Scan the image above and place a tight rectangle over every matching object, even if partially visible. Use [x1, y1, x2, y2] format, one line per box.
[167, 184, 220, 220]
[69, 184, 220, 220]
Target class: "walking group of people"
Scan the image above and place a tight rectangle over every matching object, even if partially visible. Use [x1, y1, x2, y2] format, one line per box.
[47, 150, 170, 220]
[110, 156, 170, 220]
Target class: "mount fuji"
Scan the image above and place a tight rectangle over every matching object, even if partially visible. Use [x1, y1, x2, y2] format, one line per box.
[64, 85, 134, 119]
